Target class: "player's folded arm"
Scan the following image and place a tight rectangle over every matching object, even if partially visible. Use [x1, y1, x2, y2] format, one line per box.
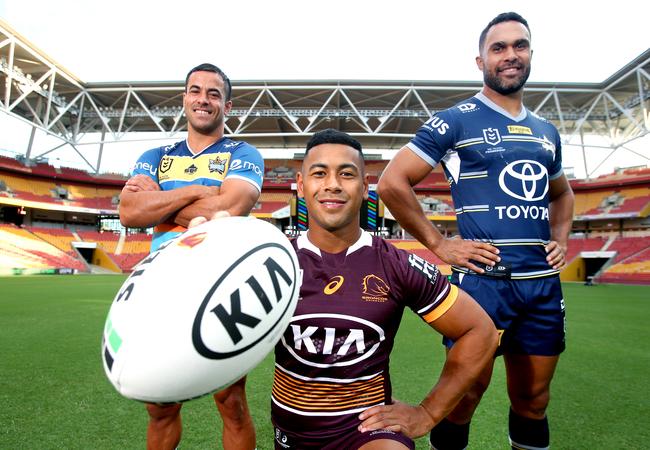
[172, 178, 260, 228]
[119, 185, 212, 228]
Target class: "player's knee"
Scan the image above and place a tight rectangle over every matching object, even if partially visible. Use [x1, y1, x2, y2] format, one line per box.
[146, 403, 182, 421]
[510, 386, 550, 417]
[214, 385, 250, 424]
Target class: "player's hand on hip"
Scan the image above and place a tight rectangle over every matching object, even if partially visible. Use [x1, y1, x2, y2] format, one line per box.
[187, 211, 231, 229]
[433, 236, 500, 273]
[545, 240, 567, 270]
[122, 174, 160, 193]
[358, 399, 434, 439]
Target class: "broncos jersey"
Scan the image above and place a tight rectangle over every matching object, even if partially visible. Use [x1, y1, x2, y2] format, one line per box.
[129, 138, 263, 252]
[272, 231, 458, 440]
[407, 91, 563, 279]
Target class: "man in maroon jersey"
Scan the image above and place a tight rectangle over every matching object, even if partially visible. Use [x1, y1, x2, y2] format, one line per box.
[270, 129, 498, 449]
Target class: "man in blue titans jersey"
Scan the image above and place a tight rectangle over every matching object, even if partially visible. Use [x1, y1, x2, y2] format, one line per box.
[378, 12, 574, 450]
[119, 63, 262, 450]
[270, 129, 497, 450]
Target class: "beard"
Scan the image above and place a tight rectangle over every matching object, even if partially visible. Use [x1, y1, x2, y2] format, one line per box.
[483, 63, 531, 95]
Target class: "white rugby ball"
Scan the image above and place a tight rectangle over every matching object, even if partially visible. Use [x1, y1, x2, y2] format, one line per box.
[101, 216, 301, 403]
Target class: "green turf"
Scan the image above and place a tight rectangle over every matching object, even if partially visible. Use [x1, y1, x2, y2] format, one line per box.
[0, 276, 648, 449]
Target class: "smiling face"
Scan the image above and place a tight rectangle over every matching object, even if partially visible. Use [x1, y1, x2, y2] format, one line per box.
[297, 143, 368, 239]
[477, 20, 532, 96]
[183, 70, 232, 135]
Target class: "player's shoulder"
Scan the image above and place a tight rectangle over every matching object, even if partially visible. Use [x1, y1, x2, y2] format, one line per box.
[220, 137, 259, 154]
[421, 95, 480, 131]
[370, 236, 412, 264]
[527, 109, 559, 129]
[141, 140, 183, 158]
[526, 109, 561, 141]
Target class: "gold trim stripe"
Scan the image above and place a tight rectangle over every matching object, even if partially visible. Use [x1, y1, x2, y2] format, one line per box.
[422, 284, 459, 323]
[272, 368, 385, 412]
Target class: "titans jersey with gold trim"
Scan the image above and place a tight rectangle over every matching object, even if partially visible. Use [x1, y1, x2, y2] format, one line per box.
[407, 92, 563, 279]
[272, 231, 458, 440]
[130, 138, 263, 252]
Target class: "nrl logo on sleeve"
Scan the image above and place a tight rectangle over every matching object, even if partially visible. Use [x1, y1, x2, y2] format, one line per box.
[482, 128, 501, 146]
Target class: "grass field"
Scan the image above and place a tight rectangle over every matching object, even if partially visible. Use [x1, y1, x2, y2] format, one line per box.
[1, 276, 648, 449]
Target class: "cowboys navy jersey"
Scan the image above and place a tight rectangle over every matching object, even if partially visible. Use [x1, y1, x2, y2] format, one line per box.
[407, 91, 563, 279]
[272, 231, 458, 440]
[129, 138, 263, 252]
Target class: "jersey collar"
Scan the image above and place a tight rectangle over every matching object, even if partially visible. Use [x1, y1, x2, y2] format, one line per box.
[475, 91, 527, 122]
[296, 229, 372, 257]
[185, 136, 227, 156]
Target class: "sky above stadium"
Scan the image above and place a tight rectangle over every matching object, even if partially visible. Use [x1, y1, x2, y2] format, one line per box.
[0, 0, 648, 178]
[0, 0, 648, 83]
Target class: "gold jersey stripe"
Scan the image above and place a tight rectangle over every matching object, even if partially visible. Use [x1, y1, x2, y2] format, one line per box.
[422, 284, 459, 323]
[272, 386, 385, 411]
[274, 369, 384, 395]
[272, 368, 386, 411]
[273, 369, 383, 390]
[273, 375, 384, 398]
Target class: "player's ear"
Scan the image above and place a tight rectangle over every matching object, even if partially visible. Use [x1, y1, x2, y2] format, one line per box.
[476, 55, 484, 71]
[296, 171, 305, 198]
[224, 100, 233, 115]
[363, 173, 369, 200]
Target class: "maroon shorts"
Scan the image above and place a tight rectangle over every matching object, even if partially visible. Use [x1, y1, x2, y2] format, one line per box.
[273, 424, 415, 449]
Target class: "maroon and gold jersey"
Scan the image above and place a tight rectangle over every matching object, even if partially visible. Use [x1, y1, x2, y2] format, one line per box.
[272, 230, 458, 440]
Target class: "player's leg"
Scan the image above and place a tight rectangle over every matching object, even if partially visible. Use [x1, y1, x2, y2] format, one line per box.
[504, 276, 565, 449]
[145, 402, 182, 450]
[504, 354, 559, 450]
[213, 376, 256, 450]
[429, 356, 495, 450]
[430, 274, 509, 450]
[352, 428, 414, 450]
[359, 439, 410, 449]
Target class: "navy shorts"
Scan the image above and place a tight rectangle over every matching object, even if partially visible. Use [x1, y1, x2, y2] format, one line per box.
[444, 273, 566, 356]
[273, 424, 414, 449]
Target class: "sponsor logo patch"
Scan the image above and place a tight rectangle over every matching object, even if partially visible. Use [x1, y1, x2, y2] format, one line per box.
[457, 103, 477, 112]
[498, 159, 548, 201]
[324, 275, 344, 295]
[185, 164, 198, 175]
[507, 125, 532, 135]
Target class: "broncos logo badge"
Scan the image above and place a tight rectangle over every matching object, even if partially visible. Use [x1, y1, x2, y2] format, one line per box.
[362, 274, 390, 297]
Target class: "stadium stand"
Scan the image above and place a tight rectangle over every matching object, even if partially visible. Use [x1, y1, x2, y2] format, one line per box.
[2, 153, 649, 282]
[565, 236, 608, 263]
[606, 236, 650, 264]
[0, 223, 86, 272]
[27, 226, 79, 256]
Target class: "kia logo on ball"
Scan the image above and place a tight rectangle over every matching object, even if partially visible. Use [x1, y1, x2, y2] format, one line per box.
[498, 160, 549, 202]
[192, 243, 298, 359]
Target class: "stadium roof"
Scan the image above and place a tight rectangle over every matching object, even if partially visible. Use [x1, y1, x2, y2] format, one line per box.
[1, 18, 649, 176]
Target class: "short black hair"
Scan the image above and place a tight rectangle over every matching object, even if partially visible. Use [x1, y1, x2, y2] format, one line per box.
[185, 63, 232, 101]
[305, 129, 363, 158]
[479, 12, 530, 52]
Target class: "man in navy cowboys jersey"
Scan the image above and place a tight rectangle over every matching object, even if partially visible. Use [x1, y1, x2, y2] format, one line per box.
[119, 64, 262, 450]
[378, 12, 574, 450]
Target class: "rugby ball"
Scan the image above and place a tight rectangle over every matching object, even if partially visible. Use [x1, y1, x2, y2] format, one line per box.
[101, 216, 301, 403]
